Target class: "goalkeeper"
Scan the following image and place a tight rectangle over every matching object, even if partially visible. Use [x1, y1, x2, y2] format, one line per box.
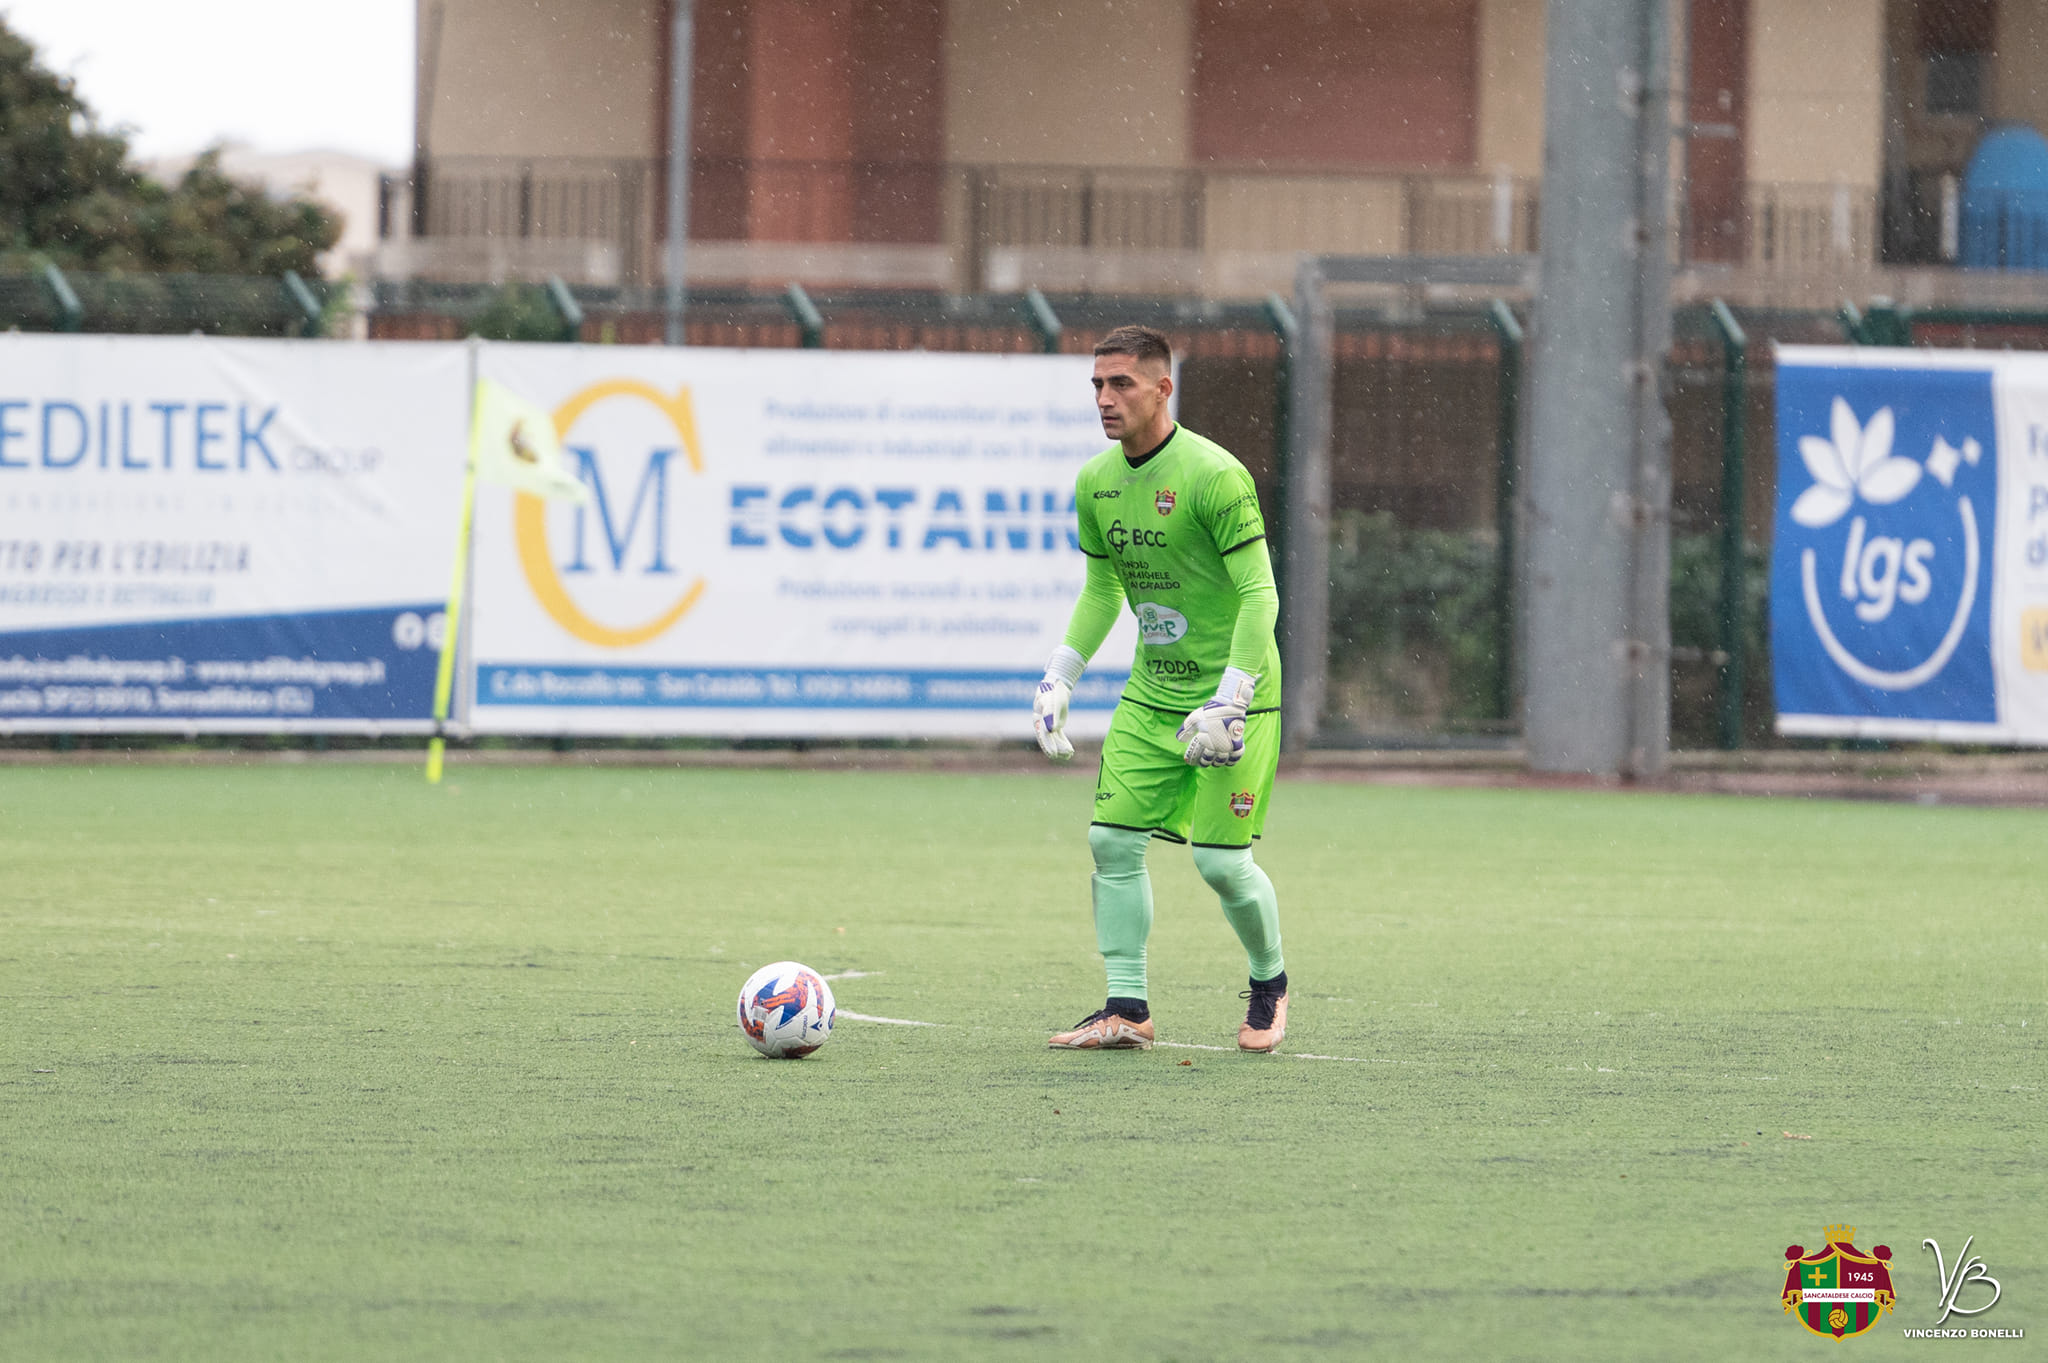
[1034, 324, 1287, 1053]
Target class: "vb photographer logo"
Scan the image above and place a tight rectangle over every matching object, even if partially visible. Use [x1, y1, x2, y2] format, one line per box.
[1894, 1235, 2025, 1341]
[1926, 1236, 2003, 1326]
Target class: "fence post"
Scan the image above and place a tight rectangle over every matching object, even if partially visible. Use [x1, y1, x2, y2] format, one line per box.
[1262, 292, 1298, 616]
[41, 261, 82, 332]
[1837, 300, 1865, 344]
[784, 283, 825, 348]
[1022, 287, 1062, 354]
[544, 275, 584, 343]
[282, 270, 324, 338]
[1710, 298, 1749, 750]
[1487, 298, 1523, 725]
[1863, 298, 1912, 346]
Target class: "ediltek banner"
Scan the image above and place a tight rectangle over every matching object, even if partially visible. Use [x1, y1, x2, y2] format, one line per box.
[0, 335, 469, 731]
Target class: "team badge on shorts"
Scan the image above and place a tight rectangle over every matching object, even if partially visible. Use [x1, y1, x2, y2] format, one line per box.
[1155, 488, 1176, 516]
[1780, 1226, 1895, 1339]
[1229, 790, 1256, 818]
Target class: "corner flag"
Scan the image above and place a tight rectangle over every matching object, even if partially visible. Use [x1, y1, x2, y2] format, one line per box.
[426, 374, 588, 785]
[470, 377, 589, 504]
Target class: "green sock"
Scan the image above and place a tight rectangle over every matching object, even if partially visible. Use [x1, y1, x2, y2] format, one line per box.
[1192, 845, 1284, 982]
[1088, 825, 1154, 999]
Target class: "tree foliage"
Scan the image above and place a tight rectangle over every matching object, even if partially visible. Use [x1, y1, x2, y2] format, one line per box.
[0, 19, 339, 274]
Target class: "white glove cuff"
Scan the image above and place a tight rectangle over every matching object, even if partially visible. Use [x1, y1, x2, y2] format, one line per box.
[1214, 666, 1258, 705]
[1044, 645, 1087, 688]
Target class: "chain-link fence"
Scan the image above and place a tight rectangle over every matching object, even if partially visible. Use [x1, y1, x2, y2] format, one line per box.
[12, 272, 2048, 749]
[0, 270, 338, 337]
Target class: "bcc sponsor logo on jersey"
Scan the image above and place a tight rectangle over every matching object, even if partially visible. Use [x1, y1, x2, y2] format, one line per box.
[1105, 518, 1168, 554]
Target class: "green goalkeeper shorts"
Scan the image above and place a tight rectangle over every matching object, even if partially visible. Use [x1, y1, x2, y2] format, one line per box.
[1091, 700, 1280, 849]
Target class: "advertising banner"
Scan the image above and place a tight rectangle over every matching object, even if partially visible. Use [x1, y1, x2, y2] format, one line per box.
[1773, 345, 2048, 744]
[0, 335, 469, 731]
[466, 344, 1135, 735]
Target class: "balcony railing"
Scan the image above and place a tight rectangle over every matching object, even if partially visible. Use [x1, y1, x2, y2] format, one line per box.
[382, 156, 1883, 293]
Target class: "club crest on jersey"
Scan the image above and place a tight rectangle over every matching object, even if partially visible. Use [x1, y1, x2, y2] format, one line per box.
[1229, 790, 1256, 818]
[1155, 488, 1177, 516]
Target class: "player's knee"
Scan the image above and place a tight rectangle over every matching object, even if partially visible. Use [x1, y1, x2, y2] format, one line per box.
[1192, 845, 1254, 896]
[1088, 824, 1150, 876]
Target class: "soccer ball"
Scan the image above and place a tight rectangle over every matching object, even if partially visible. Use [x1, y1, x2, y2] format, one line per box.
[736, 961, 836, 1058]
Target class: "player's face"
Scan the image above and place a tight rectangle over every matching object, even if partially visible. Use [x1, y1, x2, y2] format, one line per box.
[1092, 352, 1172, 443]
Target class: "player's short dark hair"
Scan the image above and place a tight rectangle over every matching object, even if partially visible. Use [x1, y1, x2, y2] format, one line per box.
[1093, 325, 1172, 369]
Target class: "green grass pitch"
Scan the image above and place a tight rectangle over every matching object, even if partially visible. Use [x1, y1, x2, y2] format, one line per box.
[2, 763, 2041, 1360]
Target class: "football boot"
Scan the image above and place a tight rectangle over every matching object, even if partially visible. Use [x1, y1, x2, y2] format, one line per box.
[1048, 1006, 1155, 1050]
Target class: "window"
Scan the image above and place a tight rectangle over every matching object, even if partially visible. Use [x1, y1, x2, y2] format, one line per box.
[1925, 49, 1985, 116]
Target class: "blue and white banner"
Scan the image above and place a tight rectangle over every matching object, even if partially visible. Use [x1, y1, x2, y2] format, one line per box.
[467, 345, 1135, 736]
[0, 335, 469, 731]
[1773, 345, 2048, 744]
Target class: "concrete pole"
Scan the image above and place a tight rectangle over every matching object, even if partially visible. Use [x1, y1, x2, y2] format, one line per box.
[1524, 0, 1674, 776]
[1283, 256, 1333, 751]
[664, 0, 695, 346]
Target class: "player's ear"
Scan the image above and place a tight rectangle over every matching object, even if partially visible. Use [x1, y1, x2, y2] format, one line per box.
[1156, 370, 1174, 401]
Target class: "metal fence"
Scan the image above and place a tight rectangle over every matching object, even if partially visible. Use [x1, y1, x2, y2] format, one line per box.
[386, 157, 1900, 291]
[0, 268, 333, 337]
[12, 272, 2048, 749]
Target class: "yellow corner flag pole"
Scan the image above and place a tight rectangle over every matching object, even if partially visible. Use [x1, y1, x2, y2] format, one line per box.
[427, 378, 484, 784]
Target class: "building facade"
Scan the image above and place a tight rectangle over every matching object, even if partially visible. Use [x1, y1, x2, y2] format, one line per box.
[386, 0, 2048, 297]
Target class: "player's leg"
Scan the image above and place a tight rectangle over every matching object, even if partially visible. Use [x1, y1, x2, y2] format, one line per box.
[1090, 823, 1154, 1010]
[1190, 711, 1287, 1051]
[1049, 702, 1188, 1050]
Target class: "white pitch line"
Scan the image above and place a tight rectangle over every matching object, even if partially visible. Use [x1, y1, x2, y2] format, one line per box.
[1157, 1041, 1412, 1065]
[821, 970, 882, 981]
[837, 1010, 939, 1027]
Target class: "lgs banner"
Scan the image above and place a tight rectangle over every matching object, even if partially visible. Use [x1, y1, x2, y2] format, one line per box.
[1773, 347, 2048, 744]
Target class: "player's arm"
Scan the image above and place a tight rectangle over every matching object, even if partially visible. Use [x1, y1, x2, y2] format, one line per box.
[1034, 552, 1123, 761]
[1178, 475, 1278, 767]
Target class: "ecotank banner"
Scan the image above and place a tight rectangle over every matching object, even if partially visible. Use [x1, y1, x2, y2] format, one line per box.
[1773, 345, 2048, 744]
[466, 344, 1136, 736]
[0, 335, 469, 731]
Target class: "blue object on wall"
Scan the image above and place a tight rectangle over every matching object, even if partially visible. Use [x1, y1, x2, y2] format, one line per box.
[1960, 124, 2048, 269]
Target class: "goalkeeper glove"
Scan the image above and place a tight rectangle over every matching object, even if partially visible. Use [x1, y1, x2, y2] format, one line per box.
[1177, 668, 1257, 768]
[1033, 645, 1087, 762]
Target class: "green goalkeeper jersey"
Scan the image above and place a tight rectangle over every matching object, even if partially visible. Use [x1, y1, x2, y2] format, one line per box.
[1073, 425, 1283, 714]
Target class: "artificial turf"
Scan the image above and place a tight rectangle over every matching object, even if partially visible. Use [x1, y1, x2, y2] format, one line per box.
[1, 762, 2041, 1360]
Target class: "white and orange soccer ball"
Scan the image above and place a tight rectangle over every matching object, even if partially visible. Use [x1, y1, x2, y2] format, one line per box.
[736, 961, 836, 1058]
